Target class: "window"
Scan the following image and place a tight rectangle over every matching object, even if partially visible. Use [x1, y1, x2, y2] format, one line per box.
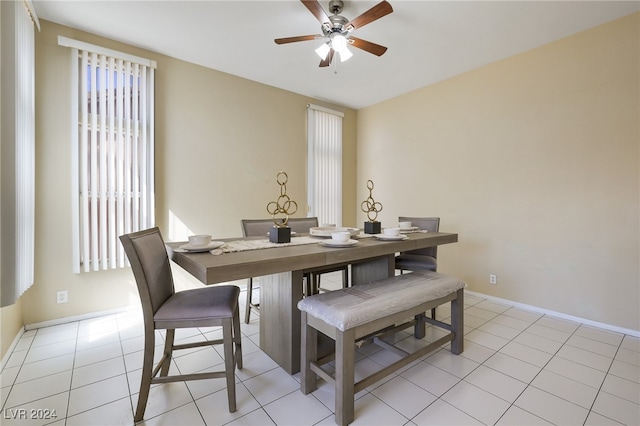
[307, 104, 343, 226]
[59, 37, 156, 273]
[0, 0, 38, 306]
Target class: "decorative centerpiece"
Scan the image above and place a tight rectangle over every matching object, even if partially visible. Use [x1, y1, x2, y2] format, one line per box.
[360, 179, 383, 234]
[266, 171, 298, 243]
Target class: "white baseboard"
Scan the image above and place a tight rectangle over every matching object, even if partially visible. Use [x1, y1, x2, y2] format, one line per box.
[24, 305, 140, 331]
[2, 306, 140, 370]
[1, 327, 26, 371]
[466, 290, 640, 338]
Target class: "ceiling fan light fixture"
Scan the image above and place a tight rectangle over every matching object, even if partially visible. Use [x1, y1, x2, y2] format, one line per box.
[331, 33, 348, 50]
[315, 42, 331, 60]
[338, 46, 353, 62]
[330, 33, 352, 62]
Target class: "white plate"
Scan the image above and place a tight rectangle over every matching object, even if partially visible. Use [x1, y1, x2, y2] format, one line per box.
[180, 241, 225, 252]
[399, 226, 420, 232]
[319, 239, 358, 248]
[310, 226, 360, 237]
[374, 234, 408, 241]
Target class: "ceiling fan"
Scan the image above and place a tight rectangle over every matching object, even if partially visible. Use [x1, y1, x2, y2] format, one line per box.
[275, 0, 393, 67]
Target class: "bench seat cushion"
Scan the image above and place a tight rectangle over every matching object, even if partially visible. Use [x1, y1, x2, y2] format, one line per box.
[297, 271, 466, 331]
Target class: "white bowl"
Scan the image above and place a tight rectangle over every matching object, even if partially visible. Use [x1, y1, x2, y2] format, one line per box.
[383, 227, 400, 236]
[188, 234, 211, 247]
[399, 221, 412, 229]
[331, 231, 351, 243]
[345, 227, 360, 237]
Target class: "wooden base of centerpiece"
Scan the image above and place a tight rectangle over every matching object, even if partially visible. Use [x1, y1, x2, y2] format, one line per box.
[269, 226, 291, 243]
[364, 221, 381, 234]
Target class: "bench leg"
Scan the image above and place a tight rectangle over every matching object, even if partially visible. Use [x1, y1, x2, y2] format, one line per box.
[301, 312, 318, 394]
[451, 289, 464, 355]
[335, 329, 356, 426]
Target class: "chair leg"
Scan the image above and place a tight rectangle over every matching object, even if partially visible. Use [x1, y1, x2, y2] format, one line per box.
[160, 329, 175, 377]
[233, 305, 243, 370]
[245, 278, 253, 324]
[300, 312, 318, 394]
[222, 318, 237, 412]
[342, 266, 349, 288]
[134, 326, 156, 422]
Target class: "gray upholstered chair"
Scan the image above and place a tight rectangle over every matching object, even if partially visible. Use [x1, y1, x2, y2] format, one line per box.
[120, 227, 242, 422]
[395, 217, 440, 273]
[241, 217, 349, 323]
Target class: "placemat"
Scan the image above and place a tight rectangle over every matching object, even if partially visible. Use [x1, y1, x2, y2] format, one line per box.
[222, 236, 321, 253]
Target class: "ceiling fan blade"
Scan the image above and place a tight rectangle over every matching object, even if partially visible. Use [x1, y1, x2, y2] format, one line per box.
[274, 35, 320, 44]
[301, 0, 329, 24]
[349, 37, 387, 56]
[319, 48, 335, 67]
[346, 0, 393, 30]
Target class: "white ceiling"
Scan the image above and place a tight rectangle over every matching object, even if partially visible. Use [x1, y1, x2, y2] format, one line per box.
[32, 0, 639, 109]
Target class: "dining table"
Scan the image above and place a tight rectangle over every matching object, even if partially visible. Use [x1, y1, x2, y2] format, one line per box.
[166, 230, 458, 374]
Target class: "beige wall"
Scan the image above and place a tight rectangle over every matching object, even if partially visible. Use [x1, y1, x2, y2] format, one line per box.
[0, 300, 23, 358]
[357, 13, 639, 330]
[0, 19, 356, 357]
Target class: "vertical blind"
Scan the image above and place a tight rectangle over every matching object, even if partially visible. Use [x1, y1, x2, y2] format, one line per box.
[0, 0, 38, 306]
[307, 104, 343, 226]
[59, 37, 156, 273]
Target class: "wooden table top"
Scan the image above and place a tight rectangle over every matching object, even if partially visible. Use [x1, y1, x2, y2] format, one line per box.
[166, 231, 458, 285]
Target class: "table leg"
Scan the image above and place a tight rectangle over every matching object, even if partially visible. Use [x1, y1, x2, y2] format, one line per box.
[259, 256, 394, 375]
[259, 270, 304, 374]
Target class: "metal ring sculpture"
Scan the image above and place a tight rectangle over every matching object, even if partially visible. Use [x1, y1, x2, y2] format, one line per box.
[360, 179, 383, 222]
[266, 171, 298, 227]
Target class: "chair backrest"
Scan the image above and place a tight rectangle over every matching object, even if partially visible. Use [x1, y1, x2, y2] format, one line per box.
[287, 217, 319, 233]
[241, 219, 275, 237]
[241, 217, 319, 237]
[120, 227, 175, 318]
[399, 216, 440, 258]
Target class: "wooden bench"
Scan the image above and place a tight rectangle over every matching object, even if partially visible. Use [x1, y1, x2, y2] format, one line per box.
[298, 271, 465, 426]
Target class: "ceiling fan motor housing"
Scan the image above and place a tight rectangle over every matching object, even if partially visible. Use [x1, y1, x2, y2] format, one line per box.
[324, 15, 348, 36]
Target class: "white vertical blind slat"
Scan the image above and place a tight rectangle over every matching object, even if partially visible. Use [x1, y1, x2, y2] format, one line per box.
[70, 47, 80, 274]
[89, 52, 99, 271]
[116, 59, 125, 268]
[148, 68, 155, 225]
[99, 54, 108, 270]
[124, 61, 132, 237]
[80, 51, 91, 272]
[140, 66, 148, 229]
[132, 63, 140, 232]
[107, 56, 117, 269]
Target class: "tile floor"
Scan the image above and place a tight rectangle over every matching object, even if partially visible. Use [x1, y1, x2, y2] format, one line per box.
[1, 272, 639, 426]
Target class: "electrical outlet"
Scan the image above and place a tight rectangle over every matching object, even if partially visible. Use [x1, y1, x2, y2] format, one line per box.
[489, 274, 497, 285]
[57, 290, 68, 304]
